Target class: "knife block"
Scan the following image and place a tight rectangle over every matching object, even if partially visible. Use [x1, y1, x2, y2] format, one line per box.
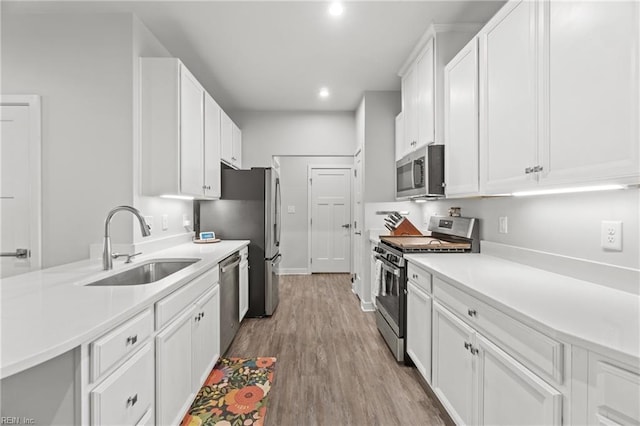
[392, 218, 423, 236]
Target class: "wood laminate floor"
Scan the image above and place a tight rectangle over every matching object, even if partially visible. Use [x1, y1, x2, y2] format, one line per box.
[226, 274, 446, 426]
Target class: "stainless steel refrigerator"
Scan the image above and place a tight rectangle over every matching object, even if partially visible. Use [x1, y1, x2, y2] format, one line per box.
[196, 167, 281, 317]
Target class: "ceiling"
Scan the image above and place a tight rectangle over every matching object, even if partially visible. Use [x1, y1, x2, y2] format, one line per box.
[4, 1, 506, 112]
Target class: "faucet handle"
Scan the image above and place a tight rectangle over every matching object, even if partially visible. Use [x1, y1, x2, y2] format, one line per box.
[112, 252, 142, 264]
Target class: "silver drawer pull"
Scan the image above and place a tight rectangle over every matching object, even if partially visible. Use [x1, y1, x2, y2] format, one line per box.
[467, 309, 477, 317]
[1, 248, 29, 259]
[126, 394, 138, 407]
[464, 342, 472, 350]
[126, 335, 138, 345]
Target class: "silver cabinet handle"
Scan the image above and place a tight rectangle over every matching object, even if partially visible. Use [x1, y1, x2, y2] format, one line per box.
[126, 335, 138, 345]
[467, 309, 477, 317]
[126, 394, 138, 407]
[1, 248, 29, 259]
[524, 167, 533, 174]
[354, 231, 362, 235]
[464, 342, 472, 350]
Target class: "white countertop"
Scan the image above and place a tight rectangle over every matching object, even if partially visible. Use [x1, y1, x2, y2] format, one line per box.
[404, 253, 640, 367]
[0, 240, 249, 379]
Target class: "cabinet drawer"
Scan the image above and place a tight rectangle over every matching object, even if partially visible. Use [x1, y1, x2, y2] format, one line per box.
[407, 262, 432, 294]
[91, 343, 154, 426]
[91, 308, 153, 382]
[593, 361, 640, 424]
[433, 277, 564, 384]
[156, 266, 219, 329]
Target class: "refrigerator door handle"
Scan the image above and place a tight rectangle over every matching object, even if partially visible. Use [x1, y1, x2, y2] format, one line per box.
[275, 178, 282, 247]
[271, 253, 282, 266]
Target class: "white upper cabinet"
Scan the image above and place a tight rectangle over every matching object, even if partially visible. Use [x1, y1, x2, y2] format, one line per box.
[203, 93, 222, 199]
[398, 25, 479, 161]
[479, 0, 539, 194]
[221, 110, 242, 169]
[444, 37, 480, 197]
[141, 58, 221, 199]
[543, 1, 639, 187]
[417, 39, 436, 149]
[478, 0, 640, 194]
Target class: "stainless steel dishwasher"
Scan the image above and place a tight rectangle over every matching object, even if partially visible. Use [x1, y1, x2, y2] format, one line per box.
[219, 252, 241, 354]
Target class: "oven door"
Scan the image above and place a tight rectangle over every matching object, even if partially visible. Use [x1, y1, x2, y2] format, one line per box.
[375, 256, 406, 338]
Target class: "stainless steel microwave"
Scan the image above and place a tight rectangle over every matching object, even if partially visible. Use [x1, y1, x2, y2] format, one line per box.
[395, 144, 444, 199]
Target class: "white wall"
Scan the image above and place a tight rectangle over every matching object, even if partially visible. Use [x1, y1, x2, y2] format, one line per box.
[277, 156, 354, 273]
[421, 188, 640, 269]
[2, 13, 192, 267]
[233, 111, 356, 168]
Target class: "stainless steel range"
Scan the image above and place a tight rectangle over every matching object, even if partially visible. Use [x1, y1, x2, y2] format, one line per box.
[374, 216, 479, 361]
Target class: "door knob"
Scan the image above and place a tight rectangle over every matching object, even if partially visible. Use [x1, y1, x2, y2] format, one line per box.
[341, 224, 351, 228]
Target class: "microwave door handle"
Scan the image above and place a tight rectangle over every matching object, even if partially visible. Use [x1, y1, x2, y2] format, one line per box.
[410, 160, 416, 189]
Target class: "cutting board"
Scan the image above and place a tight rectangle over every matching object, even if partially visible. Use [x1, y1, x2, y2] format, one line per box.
[381, 236, 470, 249]
[193, 238, 221, 244]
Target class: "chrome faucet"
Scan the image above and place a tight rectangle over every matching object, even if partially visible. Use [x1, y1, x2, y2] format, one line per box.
[103, 206, 151, 270]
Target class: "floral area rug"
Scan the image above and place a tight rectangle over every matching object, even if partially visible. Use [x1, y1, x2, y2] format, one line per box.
[180, 357, 276, 426]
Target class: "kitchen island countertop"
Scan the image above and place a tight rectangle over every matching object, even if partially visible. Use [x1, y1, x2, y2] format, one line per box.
[1, 240, 249, 379]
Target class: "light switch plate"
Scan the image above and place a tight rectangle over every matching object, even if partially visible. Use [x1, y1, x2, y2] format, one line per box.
[601, 220, 622, 251]
[499, 217, 508, 234]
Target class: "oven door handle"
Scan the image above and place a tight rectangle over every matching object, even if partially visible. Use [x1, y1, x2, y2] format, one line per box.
[375, 256, 400, 277]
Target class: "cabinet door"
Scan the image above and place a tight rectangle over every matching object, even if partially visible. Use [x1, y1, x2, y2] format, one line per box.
[179, 65, 205, 197]
[406, 281, 432, 384]
[477, 334, 562, 426]
[588, 354, 640, 426]
[239, 260, 249, 321]
[220, 110, 233, 166]
[193, 286, 221, 391]
[479, 0, 539, 194]
[402, 65, 418, 156]
[417, 38, 435, 148]
[156, 307, 195, 426]
[432, 302, 476, 426]
[203, 93, 221, 199]
[445, 37, 480, 197]
[232, 123, 242, 168]
[542, 1, 640, 186]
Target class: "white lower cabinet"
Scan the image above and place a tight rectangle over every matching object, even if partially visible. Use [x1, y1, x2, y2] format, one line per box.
[90, 342, 154, 426]
[192, 287, 220, 390]
[155, 267, 221, 426]
[433, 302, 476, 425]
[406, 281, 432, 384]
[156, 307, 195, 426]
[477, 334, 562, 426]
[432, 301, 562, 425]
[587, 353, 640, 426]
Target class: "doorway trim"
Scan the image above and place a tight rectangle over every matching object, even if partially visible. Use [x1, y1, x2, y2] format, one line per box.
[307, 164, 354, 274]
[1, 95, 43, 270]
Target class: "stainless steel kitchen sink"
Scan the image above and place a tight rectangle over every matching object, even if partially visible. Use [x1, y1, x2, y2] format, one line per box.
[86, 258, 199, 286]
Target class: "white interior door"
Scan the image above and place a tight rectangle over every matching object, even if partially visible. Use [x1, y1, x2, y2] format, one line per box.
[1, 97, 41, 278]
[309, 167, 352, 273]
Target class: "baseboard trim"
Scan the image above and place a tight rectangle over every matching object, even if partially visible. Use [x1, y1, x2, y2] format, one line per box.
[360, 301, 375, 312]
[278, 268, 311, 275]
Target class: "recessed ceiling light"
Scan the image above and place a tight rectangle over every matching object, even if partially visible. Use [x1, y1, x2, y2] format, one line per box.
[319, 87, 330, 98]
[329, 2, 343, 17]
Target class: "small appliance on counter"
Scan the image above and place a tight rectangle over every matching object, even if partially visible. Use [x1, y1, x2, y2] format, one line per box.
[195, 167, 281, 317]
[374, 216, 479, 362]
[194, 231, 221, 244]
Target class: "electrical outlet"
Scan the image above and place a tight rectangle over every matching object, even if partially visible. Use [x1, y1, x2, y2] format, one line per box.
[601, 220, 622, 251]
[182, 214, 191, 228]
[162, 214, 169, 231]
[499, 217, 508, 234]
[144, 216, 153, 231]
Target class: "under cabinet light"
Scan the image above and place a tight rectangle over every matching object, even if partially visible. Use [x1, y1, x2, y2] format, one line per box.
[160, 195, 195, 200]
[512, 184, 625, 197]
[319, 87, 330, 98]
